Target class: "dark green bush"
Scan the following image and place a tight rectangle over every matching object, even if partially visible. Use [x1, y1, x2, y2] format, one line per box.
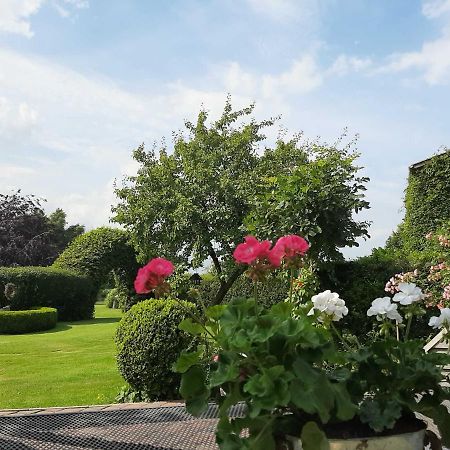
[115, 298, 196, 400]
[53, 227, 139, 291]
[0, 307, 57, 334]
[0, 267, 94, 321]
[196, 274, 289, 307]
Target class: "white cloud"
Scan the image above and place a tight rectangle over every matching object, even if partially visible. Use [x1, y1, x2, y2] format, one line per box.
[383, 29, 450, 84]
[0, 163, 35, 178]
[0, 0, 44, 37]
[0, 0, 88, 37]
[422, 0, 450, 18]
[328, 55, 373, 76]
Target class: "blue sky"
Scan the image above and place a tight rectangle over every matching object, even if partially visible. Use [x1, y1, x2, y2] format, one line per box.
[1, 0, 450, 258]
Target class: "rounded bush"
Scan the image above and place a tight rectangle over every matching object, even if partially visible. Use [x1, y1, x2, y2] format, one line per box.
[53, 227, 138, 291]
[0, 307, 57, 334]
[0, 267, 94, 321]
[115, 298, 196, 400]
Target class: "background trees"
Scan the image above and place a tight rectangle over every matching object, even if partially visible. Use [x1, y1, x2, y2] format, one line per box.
[113, 100, 370, 304]
[0, 191, 84, 267]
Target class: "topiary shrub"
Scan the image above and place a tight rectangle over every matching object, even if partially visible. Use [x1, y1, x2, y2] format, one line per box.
[115, 298, 196, 400]
[105, 287, 129, 309]
[0, 307, 57, 334]
[53, 227, 139, 292]
[0, 267, 94, 321]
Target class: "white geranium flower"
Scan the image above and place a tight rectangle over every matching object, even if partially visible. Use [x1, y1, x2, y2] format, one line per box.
[393, 283, 424, 305]
[429, 308, 450, 329]
[308, 290, 348, 322]
[367, 297, 403, 323]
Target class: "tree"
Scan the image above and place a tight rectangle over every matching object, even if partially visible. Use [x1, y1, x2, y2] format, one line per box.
[112, 100, 370, 304]
[0, 192, 84, 267]
[48, 208, 85, 251]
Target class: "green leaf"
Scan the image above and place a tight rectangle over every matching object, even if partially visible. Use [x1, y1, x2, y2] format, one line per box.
[179, 366, 210, 416]
[359, 399, 402, 432]
[301, 422, 329, 450]
[173, 347, 204, 373]
[205, 304, 227, 320]
[331, 383, 356, 421]
[178, 318, 204, 335]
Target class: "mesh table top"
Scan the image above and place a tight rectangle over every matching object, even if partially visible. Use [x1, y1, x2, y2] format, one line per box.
[0, 404, 245, 450]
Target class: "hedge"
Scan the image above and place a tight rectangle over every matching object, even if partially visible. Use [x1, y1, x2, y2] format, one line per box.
[0, 267, 94, 321]
[53, 227, 139, 292]
[115, 298, 196, 400]
[0, 307, 57, 334]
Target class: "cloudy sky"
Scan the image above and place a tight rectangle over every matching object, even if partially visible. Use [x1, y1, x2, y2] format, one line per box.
[0, 0, 449, 258]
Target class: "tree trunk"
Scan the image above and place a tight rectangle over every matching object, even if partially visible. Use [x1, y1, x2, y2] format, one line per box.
[213, 266, 246, 305]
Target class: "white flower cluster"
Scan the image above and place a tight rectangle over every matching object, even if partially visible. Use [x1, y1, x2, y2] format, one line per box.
[367, 297, 402, 323]
[367, 283, 425, 323]
[392, 283, 424, 305]
[429, 308, 450, 330]
[308, 290, 348, 322]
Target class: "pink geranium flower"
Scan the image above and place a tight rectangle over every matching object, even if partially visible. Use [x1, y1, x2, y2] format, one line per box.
[134, 257, 174, 294]
[271, 235, 309, 267]
[233, 236, 271, 265]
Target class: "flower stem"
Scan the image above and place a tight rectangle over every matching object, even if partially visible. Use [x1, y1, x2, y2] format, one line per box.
[330, 322, 352, 352]
[404, 315, 413, 341]
[289, 268, 294, 303]
[254, 281, 258, 304]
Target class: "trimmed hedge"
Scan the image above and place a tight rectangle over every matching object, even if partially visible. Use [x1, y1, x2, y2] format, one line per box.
[53, 227, 139, 291]
[115, 298, 196, 400]
[0, 307, 57, 334]
[0, 267, 94, 321]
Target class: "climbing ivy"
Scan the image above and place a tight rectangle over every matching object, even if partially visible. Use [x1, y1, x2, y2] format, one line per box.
[394, 149, 450, 252]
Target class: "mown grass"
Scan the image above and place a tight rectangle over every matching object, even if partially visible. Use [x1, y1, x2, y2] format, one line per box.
[0, 304, 124, 409]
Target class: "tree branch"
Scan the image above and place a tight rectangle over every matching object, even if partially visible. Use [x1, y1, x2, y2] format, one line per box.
[213, 265, 246, 305]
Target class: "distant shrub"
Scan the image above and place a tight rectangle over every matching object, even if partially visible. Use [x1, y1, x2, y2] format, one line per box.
[0, 267, 94, 321]
[115, 298, 196, 400]
[53, 227, 139, 291]
[0, 307, 57, 334]
[105, 287, 128, 309]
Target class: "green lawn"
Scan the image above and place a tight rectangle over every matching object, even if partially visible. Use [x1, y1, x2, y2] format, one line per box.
[0, 304, 124, 409]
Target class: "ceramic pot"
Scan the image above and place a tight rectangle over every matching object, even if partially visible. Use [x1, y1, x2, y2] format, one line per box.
[286, 427, 426, 450]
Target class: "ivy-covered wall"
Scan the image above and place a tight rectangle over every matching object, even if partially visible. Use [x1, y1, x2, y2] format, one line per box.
[403, 149, 450, 251]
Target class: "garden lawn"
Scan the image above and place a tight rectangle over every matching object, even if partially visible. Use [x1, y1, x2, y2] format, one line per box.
[0, 304, 124, 409]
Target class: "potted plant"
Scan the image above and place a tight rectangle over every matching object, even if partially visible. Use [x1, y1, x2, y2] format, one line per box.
[134, 235, 450, 449]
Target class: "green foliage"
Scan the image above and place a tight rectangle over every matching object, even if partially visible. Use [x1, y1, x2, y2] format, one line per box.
[0, 266, 94, 320]
[175, 299, 357, 448]
[196, 274, 289, 308]
[318, 249, 411, 339]
[112, 100, 369, 305]
[402, 149, 450, 252]
[0, 307, 57, 334]
[115, 298, 196, 400]
[104, 288, 127, 309]
[175, 297, 450, 448]
[53, 227, 138, 291]
[246, 137, 370, 262]
[348, 338, 450, 443]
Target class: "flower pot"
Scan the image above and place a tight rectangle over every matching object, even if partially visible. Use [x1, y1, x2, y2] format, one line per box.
[286, 428, 426, 450]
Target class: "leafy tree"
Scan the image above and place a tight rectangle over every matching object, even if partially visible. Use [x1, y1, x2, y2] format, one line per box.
[48, 208, 85, 251]
[0, 191, 84, 267]
[113, 100, 370, 304]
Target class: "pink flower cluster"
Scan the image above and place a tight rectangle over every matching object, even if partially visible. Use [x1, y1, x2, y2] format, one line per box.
[233, 234, 309, 281]
[385, 270, 418, 294]
[134, 257, 175, 296]
[438, 234, 450, 247]
[443, 285, 450, 301]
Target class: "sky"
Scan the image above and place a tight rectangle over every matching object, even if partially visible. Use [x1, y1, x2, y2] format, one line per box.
[0, 0, 450, 258]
